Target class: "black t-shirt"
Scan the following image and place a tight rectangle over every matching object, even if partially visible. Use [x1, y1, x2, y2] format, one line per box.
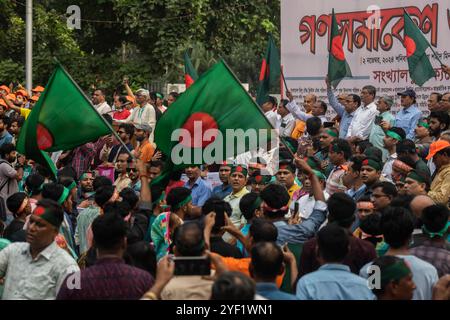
[210, 236, 243, 259]
[4, 219, 26, 242]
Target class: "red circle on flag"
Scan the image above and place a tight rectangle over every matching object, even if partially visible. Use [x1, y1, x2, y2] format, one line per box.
[180, 112, 219, 148]
[331, 36, 345, 61]
[37, 123, 54, 150]
[404, 36, 416, 58]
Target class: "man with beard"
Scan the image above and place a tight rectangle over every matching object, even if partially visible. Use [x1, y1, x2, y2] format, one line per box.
[113, 152, 132, 193]
[428, 111, 450, 140]
[133, 124, 154, 163]
[315, 127, 338, 176]
[212, 162, 233, 200]
[76, 171, 94, 209]
[360, 157, 382, 198]
[0, 143, 20, 222]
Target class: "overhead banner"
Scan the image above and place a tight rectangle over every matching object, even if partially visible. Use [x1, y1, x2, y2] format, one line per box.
[281, 0, 449, 119]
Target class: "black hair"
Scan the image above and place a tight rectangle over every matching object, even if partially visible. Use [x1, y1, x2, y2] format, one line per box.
[260, 184, 290, 218]
[211, 271, 255, 300]
[173, 222, 205, 256]
[331, 139, 352, 160]
[430, 92, 442, 101]
[42, 183, 65, 202]
[169, 92, 179, 100]
[380, 206, 415, 248]
[436, 147, 450, 157]
[372, 181, 398, 199]
[389, 127, 406, 141]
[102, 114, 113, 126]
[119, 123, 135, 139]
[120, 187, 139, 210]
[0, 143, 15, 158]
[0, 114, 9, 126]
[349, 155, 365, 173]
[201, 197, 232, 233]
[25, 173, 45, 196]
[150, 184, 165, 205]
[429, 111, 450, 130]
[317, 224, 349, 262]
[396, 155, 416, 169]
[249, 218, 278, 243]
[327, 192, 356, 228]
[250, 242, 283, 280]
[359, 212, 383, 247]
[363, 147, 383, 163]
[362, 85, 376, 97]
[35, 198, 64, 228]
[94, 185, 116, 208]
[166, 187, 191, 210]
[93, 175, 113, 191]
[6, 192, 27, 217]
[58, 166, 78, 182]
[356, 140, 373, 153]
[390, 194, 415, 210]
[266, 96, 277, 106]
[124, 241, 157, 277]
[8, 115, 25, 128]
[306, 117, 322, 136]
[317, 100, 328, 114]
[396, 139, 417, 155]
[371, 256, 410, 297]
[117, 151, 132, 163]
[421, 204, 449, 235]
[239, 192, 261, 221]
[349, 94, 361, 107]
[169, 169, 183, 181]
[92, 212, 127, 251]
[149, 160, 164, 170]
[280, 99, 289, 108]
[58, 176, 76, 189]
[103, 201, 131, 219]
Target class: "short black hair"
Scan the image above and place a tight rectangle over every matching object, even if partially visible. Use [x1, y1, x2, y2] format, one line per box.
[317, 224, 349, 262]
[356, 140, 373, 153]
[169, 169, 183, 181]
[117, 151, 131, 163]
[349, 94, 361, 107]
[103, 201, 131, 219]
[330, 139, 352, 160]
[120, 187, 139, 210]
[119, 123, 135, 139]
[173, 222, 205, 256]
[201, 197, 232, 233]
[389, 127, 406, 141]
[211, 272, 255, 300]
[102, 114, 113, 126]
[429, 111, 450, 130]
[0, 143, 15, 158]
[58, 176, 76, 189]
[421, 204, 449, 236]
[380, 206, 415, 248]
[359, 212, 383, 247]
[7, 192, 27, 217]
[436, 146, 450, 157]
[92, 212, 127, 251]
[306, 117, 322, 136]
[349, 155, 364, 173]
[239, 192, 261, 221]
[149, 160, 164, 170]
[124, 241, 157, 277]
[93, 175, 113, 191]
[327, 192, 356, 228]
[390, 194, 415, 210]
[249, 218, 278, 243]
[372, 181, 398, 199]
[169, 92, 179, 100]
[260, 184, 290, 218]
[362, 85, 376, 97]
[250, 242, 283, 280]
[397, 155, 416, 169]
[94, 185, 116, 208]
[35, 198, 64, 229]
[42, 183, 65, 202]
[166, 187, 191, 209]
[25, 173, 45, 196]
[396, 139, 417, 155]
[317, 100, 327, 114]
[363, 147, 383, 163]
[430, 92, 442, 101]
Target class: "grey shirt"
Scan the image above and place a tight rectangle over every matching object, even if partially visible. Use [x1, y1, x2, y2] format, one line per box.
[0, 241, 79, 300]
[0, 161, 18, 201]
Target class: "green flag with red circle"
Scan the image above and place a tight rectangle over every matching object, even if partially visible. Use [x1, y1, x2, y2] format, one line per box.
[256, 35, 281, 106]
[17, 63, 113, 177]
[184, 51, 199, 88]
[403, 11, 436, 86]
[155, 60, 274, 168]
[328, 9, 352, 88]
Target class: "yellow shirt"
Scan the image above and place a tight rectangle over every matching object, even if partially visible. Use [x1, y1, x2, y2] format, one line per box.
[290, 111, 312, 140]
[20, 108, 31, 119]
[287, 183, 301, 205]
[428, 163, 450, 205]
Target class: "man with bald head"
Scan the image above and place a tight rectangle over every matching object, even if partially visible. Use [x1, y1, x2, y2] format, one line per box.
[290, 94, 317, 139]
[410, 195, 435, 248]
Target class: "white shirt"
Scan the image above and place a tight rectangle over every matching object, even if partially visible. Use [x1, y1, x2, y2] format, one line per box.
[346, 101, 378, 139]
[126, 103, 157, 142]
[381, 152, 397, 182]
[264, 110, 281, 129]
[289, 192, 330, 220]
[0, 242, 79, 300]
[286, 100, 327, 123]
[233, 147, 279, 176]
[280, 113, 296, 137]
[95, 101, 112, 115]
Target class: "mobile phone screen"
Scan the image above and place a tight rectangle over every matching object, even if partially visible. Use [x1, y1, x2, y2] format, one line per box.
[173, 256, 211, 276]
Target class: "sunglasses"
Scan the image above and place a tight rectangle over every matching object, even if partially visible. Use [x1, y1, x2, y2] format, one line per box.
[126, 167, 137, 173]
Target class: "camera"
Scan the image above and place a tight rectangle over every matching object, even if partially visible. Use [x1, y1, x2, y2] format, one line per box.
[172, 256, 211, 276]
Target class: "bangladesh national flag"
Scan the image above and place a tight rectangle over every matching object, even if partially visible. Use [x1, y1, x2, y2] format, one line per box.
[155, 60, 275, 170]
[256, 35, 281, 106]
[403, 11, 436, 86]
[17, 63, 113, 177]
[328, 9, 352, 88]
[184, 51, 199, 88]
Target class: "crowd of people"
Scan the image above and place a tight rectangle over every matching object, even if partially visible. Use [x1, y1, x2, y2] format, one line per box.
[0, 67, 449, 300]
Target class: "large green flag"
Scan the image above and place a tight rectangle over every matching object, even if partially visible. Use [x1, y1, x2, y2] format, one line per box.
[328, 9, 352, 88]
[256, 35, 281, 106]
[155, 60, 274, 171]
[403, 11, 436, 86]
[17, 63, 113, 177]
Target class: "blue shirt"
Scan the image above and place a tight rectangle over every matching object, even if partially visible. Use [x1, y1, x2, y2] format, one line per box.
[276, 201, 328, 245]
[346, 184, 367, 202]
[296, 264, 375, 300]
[327, 88, 355, 138]
[212, 183, 232, 200]
[0, 131, 13, 147]
[256, 282, 298, 300]
[184, 177, 212, 207]
[394, 104, 422, 140]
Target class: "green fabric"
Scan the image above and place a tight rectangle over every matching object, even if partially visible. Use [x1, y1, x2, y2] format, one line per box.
[154, 60, 274, 168]
[403, 12, 436, 86]
[380, 259, 411, 287]
[328, 9, 352, 88]
[17, 63, 112, 177]
[171, 194, 192, 211]
[386, 130, 403, 141]
[57, 187, 70, 205]
[418, 121, 430, 129]
[407, 170, 426, 183]
[326, 129, 338, 138]
[280, 243, 304, 294]
[184, 51, 199, 87]
[151, 212, 171, 260]
[256, 35, 281, 106]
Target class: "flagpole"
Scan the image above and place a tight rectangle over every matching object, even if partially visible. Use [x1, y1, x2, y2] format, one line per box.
[52, 58, 135, 160]
[221, 59, 297, 160]
[404, 10, 444, 66]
